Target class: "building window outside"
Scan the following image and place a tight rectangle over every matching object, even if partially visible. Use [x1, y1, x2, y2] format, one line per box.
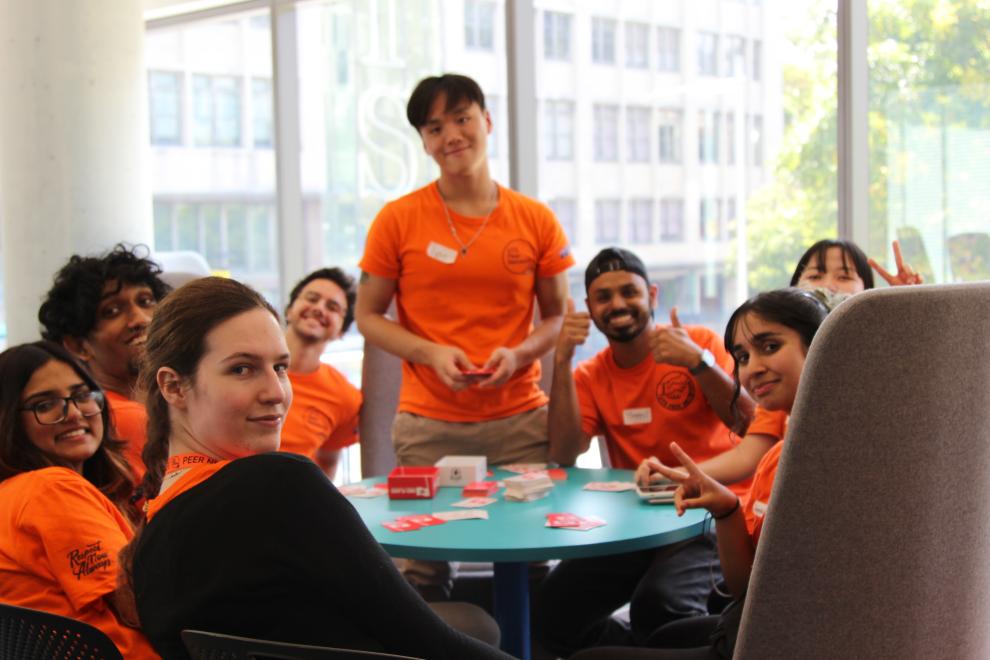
[487, 94, 500, 158]
[593, 104, 619, 162]
[544, 11, 572, 61]
[595, 199, 621, 244]
[626, 22, 649, 69]
[725, 35, 746, 78]
[192, 74, 242, 147]
[660, 199, 685, 241]
[657, 27, 681, 73]
[726, 112, 736, 165]
[698, 110, 721, 164]
[629, 199, 654, 244]
[251, 78, 273, 148]
[699, 198, 724, 241]
[752, 39, 762, 80]
[697, 32, 719, 77]
[545, 100, 575, 161]
[149, 71, 183, 145]
[465, 0, 496, 51]
[550, 198, 578, 246]
[750, 114, 764, 166]
[658, 109, 683, 164]
[626, 106, 651, 163]
[592, 17, 616, 65]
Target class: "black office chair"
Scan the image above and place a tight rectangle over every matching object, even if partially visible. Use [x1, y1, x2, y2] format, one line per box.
[181, 630, 422, 660]
[0, 602, 123, 660]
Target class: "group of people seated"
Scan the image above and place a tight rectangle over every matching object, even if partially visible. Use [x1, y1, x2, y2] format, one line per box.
[0, 71, 924, 660]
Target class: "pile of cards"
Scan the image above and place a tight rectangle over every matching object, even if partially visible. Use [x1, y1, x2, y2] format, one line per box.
[583, 481, 636, 492]
[338, 484, 387, 498]
[504, 471, 554, 502]
[545, 512, 607, 531]
[451, 496, 497, 508]
[381, 514, 446, 532]
[462, 481, 500, 497]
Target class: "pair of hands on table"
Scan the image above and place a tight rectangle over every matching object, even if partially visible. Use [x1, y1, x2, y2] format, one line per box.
[425, 344, 519, 392]
[555, 299, 703, 368]
[636, 444, 738, 519]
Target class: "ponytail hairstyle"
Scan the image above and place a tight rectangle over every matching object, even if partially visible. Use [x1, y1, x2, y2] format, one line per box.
[0, 341, 137, 523]
[723, 288, 830, 423]
[118, 277, 278, 622]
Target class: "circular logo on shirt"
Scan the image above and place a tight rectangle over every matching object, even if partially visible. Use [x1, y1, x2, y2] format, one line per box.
[656, 372, 695, 410]
[502, 239, 537, 275]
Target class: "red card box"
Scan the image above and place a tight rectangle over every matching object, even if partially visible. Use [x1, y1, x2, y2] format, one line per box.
[387, 466, 440, 500]
[462, 481, 500, 497]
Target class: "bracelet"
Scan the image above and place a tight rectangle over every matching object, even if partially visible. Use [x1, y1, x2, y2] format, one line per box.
[712, 497, 740, 521]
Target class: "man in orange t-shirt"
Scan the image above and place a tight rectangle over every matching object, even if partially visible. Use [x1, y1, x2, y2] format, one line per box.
[0, 468, 158, 658]
[355, 74, 573, 598]
[38, 244, 170, 483]
[280, 268, 362, 478]
[535, 247, 755, 657]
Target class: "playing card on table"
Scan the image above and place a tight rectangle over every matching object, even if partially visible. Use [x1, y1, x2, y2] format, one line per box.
[583, 481, 636, 492]
[560, 515, 607, 531]
[382, 519, 420, 532]
[396, 514, 446, 527]
[500, 463, 548, 474]
[338, 484, 386, 498]
[451, 497, 498, 508]
[545, 513, 583, 528]
[433, 510, 490, 521]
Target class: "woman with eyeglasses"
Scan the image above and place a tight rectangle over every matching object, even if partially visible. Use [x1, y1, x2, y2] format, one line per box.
[0, 341, 157, 658]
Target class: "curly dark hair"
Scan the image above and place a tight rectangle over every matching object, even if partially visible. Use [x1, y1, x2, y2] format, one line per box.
[38, 243, 171, 343]
[285, 267, 357, 335]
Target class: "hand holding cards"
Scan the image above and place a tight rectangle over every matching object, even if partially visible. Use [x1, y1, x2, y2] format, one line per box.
[636, 482, 678, 504]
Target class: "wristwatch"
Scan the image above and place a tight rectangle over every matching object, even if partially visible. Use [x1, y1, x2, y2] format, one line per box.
[688, 349, 715, 376]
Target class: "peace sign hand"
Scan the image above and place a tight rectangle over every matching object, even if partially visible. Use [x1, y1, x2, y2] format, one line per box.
[651, 442, 740, 517]
[868, 240, 923, 287]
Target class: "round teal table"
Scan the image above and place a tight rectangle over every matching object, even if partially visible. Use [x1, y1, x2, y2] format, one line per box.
[347, 467, 707, 660]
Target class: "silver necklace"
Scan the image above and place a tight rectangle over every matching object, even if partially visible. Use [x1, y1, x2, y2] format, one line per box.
[439, 182, 499, 255]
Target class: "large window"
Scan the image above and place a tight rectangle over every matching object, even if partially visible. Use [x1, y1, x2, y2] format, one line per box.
[192, 74, 242, 147]
[544, 11, 572, 61]
[149, 71, 183, 145]
[591, 17, 616, 65]
[657, 27, 681, 73]
[629, 199, 654, 244]
[464, 0, 496, 51]
[698, 111, 721, 165]
[593, 104, 619, 162]
[626, 106, 651, 163]
[697, 32, 719, 76]
[595, 200, 621, 243]
[658, 109, 683, 164]
[545, 100, 575, 161]
[625, 22, 649, 69]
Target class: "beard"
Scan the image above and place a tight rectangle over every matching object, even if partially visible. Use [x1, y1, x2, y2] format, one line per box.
[593, 308, 651, 343]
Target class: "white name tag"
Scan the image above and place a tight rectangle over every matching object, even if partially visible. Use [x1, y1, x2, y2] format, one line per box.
[427, 241, 458, 264]
[622, 407, 652, 425]
[753, 500, 768, 518]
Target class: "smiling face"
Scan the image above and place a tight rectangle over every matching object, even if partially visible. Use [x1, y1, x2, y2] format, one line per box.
[285, 278, 348, 344]
[796, 247, 866, 295]
[174, 309, 292, 460]
[419, 92, 492, 179]
[21, 360, 104, 473]
[586, 270, 657, 343]
[731, 312, 809, 414]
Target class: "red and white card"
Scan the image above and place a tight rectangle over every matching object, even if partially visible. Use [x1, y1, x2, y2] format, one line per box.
[451, 497, 498, 508]
[382, 520, 420, 532]
[583, 481, 636, 492]
[396, 514, 446, 527]
[545, 512, 607, 531]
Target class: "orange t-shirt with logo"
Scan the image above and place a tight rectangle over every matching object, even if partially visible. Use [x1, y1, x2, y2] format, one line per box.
[742, 414, 789, 545]
[280, 363, 362, 459]
[0, 468, 158, 659]
[105, 390, 148, 483]
[359, 181, 575, 422]
[574, 326, 750, 495]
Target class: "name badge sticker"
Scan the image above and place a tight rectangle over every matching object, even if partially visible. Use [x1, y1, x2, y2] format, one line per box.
[622, 407, 652, 425]
[753, 500, 768, 518]
[427, 241, 458, 264]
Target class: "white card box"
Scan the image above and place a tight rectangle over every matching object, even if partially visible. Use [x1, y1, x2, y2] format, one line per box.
[434, 455, 488, 487]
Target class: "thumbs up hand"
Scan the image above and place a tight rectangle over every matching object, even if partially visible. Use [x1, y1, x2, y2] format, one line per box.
[648, 307, 704, 368]
[555, 297, 591, 363]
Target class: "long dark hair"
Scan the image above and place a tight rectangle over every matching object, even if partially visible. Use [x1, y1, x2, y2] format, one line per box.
[790, 239, 874, 290]
[0, 341, 136, 521]
[723, 288, 830, 418]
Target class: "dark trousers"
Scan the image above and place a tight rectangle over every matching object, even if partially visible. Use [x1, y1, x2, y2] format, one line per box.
[533, 530, 719, 657]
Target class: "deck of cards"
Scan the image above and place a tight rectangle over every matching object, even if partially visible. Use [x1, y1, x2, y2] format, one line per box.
[583, 481, 636, 492]
[504, 471, 554, 502]
[545, 512, 607, 531]
[381, 513, 446, 532]
[338, 484, 387, 498]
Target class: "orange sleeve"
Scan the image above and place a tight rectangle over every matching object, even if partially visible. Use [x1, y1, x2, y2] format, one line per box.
[534, 202, 575, 279]
[359, 203, 402, 279]
[573, 361, 605, 439]
[16, 476, 132, 611]
[323, 404, 360, 450]
[747, 407, 789, 440]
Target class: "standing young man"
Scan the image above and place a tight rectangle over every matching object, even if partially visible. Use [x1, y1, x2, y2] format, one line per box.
[280, 267, 362, 479]
[534, 247, 757, 656]
[38, 244, 171, 483]
[355, 74, 574, 595]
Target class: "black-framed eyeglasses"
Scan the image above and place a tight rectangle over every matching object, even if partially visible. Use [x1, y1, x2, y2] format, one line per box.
[20, 390, 105, 425]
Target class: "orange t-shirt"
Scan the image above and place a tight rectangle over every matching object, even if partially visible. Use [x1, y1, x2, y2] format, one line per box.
[574, 326, 751, 496]
[280, 363, 362, 459]
[105, 390, 148, 483]
[0, 468, 158, 659]
[359, 181, 575, 422]
[146, 458, 230, 523]
[742, 415, 790, 545]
